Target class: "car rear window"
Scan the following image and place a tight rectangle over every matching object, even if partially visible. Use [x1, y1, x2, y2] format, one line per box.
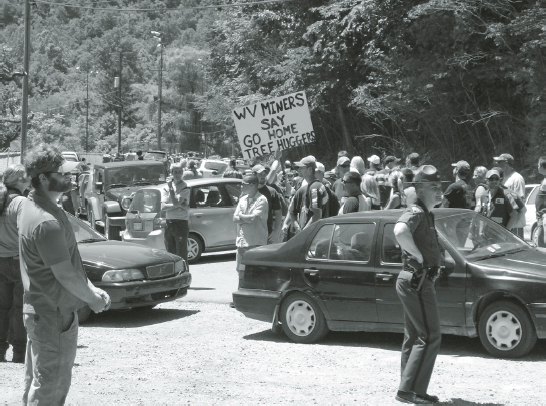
[307, 223, 375, 263]
[382, 223, 402, 264]
[204, 161, 228, 172]
[130, 190, 162, 213]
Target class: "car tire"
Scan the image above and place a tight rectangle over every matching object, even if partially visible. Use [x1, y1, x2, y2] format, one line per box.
[187, 233, 203, 264]
[104, 215, 121, 241]
[280, 292, 329, 344]
[478, 300, 537, 358]
[77, 305, 93, 324]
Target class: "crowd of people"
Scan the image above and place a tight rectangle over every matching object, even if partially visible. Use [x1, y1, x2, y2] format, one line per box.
[1, 144, 545, 404]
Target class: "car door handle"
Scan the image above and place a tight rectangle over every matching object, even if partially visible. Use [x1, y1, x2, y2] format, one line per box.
[376, 273, 394, 281]
[193, 213, 203, 217]
[304, 268, 319, 277]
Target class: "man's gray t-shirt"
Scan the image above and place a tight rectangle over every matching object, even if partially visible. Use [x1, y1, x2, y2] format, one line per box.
[19, 190, 87, 315]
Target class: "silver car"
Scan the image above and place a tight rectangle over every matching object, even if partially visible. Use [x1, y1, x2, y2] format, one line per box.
[122, 178, 242, 263]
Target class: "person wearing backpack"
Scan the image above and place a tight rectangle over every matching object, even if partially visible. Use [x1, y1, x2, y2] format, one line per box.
[338, 171, 369, 214]
[282, 156, 329, 235]
[0, 164, 31, 363]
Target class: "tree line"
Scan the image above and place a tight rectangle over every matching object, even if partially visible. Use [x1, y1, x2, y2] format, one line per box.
[0, 0, 544, 180]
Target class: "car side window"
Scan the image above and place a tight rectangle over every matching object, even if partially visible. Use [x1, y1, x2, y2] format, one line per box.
[382, 223, 402, 264]
[225, 183, 242, 205]
[307, 224, 334, 260]
[192, 185, 227, 208]
[330, 223, 375, 262]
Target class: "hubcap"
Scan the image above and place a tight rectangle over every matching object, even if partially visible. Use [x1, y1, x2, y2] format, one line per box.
[286, 300, 316, 337]
[187, 238, 199, 260]
[486, 310, 522, 350]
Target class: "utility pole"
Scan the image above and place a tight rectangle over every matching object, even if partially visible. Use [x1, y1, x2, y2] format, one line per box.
[86, 70, 89, 152]
[151, 31, 164, 151]
[117, 51, 122, 154]
[20, 0, 30, 163]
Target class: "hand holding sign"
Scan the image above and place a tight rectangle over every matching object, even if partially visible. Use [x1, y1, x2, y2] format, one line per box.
[232, 91, 316, 159]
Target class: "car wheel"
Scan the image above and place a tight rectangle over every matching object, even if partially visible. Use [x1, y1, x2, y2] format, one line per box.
[478, 301, 537, 358]
[88, 205, 97, 231]
[531, 225, 539, 247]
[187, 233, 203, 264]
[280, 292, 329, 344]
[104, 216, 121, 241]
[77, 305, 92, 324]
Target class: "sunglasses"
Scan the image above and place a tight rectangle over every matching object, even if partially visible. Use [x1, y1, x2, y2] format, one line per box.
[487, 177, 501, 181]
[45, 171, 70, 177]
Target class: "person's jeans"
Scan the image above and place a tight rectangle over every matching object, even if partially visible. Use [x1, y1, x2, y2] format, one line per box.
[0, 257, 27, 357]
[537, 220, 546, 248]
[23, 311, 79, 405]
[164, 220, 189, 263]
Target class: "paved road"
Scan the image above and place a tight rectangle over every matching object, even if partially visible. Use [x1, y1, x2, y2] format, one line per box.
[2, 252, 546, 404]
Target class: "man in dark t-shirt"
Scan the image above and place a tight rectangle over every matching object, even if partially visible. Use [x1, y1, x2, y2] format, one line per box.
[252, 164, 282, 244]
[441, 160, 471, 209]
[332, 156, 351, 200]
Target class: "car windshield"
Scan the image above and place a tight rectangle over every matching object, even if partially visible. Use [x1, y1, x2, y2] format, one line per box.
[65, 212, 106, 243]
[435, 212, 530, 261]
[144, 152, 166, 160]
[203, 161, 228, 172]
[105, 166, 166, 189]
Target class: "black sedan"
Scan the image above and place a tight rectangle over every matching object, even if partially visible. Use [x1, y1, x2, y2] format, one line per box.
[233, 209, 546, 358]
[67, 213, 191, 322]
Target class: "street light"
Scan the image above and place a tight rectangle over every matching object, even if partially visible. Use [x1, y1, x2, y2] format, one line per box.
[151, 31, 164, 151]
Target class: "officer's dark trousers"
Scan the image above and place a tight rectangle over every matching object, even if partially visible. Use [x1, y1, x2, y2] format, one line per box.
[396, 270, 441, 396]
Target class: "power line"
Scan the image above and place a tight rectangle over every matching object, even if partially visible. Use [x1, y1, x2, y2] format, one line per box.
[32, 0, 292, 12]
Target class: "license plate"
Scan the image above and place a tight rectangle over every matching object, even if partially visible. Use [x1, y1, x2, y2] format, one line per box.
[133, 222, 143, 231]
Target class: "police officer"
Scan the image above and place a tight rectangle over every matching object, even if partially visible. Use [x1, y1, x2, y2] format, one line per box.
[394, 165, 444, 404]
[536, 156, 546, 247]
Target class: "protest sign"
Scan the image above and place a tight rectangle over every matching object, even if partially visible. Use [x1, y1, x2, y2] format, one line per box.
[232, 91, 316, 159]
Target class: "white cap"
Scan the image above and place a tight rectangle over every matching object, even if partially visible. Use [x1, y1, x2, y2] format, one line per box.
[316, 162, 325, 173]
[368, 155, 380, 165]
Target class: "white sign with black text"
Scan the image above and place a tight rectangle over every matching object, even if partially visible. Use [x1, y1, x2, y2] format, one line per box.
[232, 91, 316, 159]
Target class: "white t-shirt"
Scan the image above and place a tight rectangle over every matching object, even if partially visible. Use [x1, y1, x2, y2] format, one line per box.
[503, 171, 525, 199]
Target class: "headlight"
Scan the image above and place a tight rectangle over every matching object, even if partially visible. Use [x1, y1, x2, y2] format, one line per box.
[174, 259, 187, 274]
[102, 269, 144, 282]
[121, 197, 132, 210]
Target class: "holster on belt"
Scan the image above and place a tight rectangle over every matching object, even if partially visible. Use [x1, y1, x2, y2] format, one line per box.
[405, 259, 441, 293]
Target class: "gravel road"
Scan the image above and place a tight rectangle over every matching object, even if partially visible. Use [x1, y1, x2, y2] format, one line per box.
[2, 252, 546, 405]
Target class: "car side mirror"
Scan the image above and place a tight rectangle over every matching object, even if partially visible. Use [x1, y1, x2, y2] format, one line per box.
[95, 182, 103, 193]
[212, 170, 218, 175]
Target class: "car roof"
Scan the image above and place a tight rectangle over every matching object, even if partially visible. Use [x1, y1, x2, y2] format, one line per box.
[93, 161, 165, 169]
[133, 177, 243, 192]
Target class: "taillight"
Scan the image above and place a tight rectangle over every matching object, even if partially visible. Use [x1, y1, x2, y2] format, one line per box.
[153, 218, 166, 230]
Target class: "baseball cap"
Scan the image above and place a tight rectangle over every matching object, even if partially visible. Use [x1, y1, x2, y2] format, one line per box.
[367, 155, 380, 165]
[316, 162, 325, 173]
[252, 164, 267, 174]
[413, 165, 442, 183]
[486, 169, 501, 179]
[493, 153, 514, 166]
[294, 156, 317, 168]
[337, 156, 350, 166]
[452, 160, 471, 175]
[242, 174, 259, 184]
[324, 170, 336, 179]
[27, 160, 80, 178]
[384, 156, 400, 165]
[408, 152, 420, 160]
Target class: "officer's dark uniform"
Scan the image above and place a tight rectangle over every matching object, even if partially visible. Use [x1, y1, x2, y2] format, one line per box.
[395, 169, 444, 403]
